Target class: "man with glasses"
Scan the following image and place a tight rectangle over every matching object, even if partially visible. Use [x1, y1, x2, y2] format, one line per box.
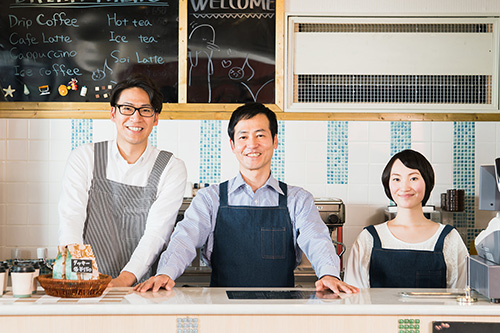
[58, 74, 187, 287]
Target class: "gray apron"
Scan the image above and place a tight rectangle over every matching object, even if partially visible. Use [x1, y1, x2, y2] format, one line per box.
[83, 141, 172, 282]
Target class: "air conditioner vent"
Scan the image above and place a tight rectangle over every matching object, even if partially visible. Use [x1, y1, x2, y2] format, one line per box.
[297, 23, 493, 33]
[287, 17, 499, 112]
[296, 74, 492, 104]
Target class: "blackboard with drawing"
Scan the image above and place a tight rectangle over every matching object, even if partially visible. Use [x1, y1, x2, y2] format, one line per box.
[0, 0, 178, 103]
[187, 0, 276, 103]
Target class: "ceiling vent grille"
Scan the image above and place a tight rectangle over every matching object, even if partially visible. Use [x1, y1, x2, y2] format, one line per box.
[296, 74, 492, 104]
[287, 18, 499, 112]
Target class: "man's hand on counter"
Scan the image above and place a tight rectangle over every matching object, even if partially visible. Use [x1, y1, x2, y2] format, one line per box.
[134, 274, 175, 292]
[315, 275, 359, 294]
[109, 271, 137, 287]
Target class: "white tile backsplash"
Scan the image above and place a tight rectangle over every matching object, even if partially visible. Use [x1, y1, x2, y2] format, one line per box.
[28, 204, 51, 225]
[28, 182, 50, 204]
[28, 140, 50, 161]
[0, 140, 5, 161]
[7, 119, 28, 139]
[348, 121, 369, 142]
[5, 161, 28, 182]
[26, 161, 50, 182]
[306, 161, 326, 185]
[93, 119, 115, 143]
[347, 184, 370, 204]
[348, 142, 370, 164]
[368, 122, 390, 142]
[5, 183, 28, 204]
[1, 117, 500, 260]
[475, 122, 496, 143]
[49, 119, 72, 140]
[347, 164, 370, 185]
[48, 140, 71, 162]
[0, 119, 6, 139]
[411, 142, 432, 158]
[411, 122, 431, 142]
[431, 122, 453, 142]
[29, 119, 50, 140]
[6, 140, 28, 160]
[431, 142, 453, 164]
[368, 142, 391, 164]
[6, 204, 27, 225]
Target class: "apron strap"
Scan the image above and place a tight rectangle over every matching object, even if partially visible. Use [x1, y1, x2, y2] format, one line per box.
[93, 141, 108, 179]
[219, 181, 229, 207]
[146, 150, 172, 189]
[365, 225, 382, 249]
[433, 224, 454, 252]
[278, 181, 287, 207]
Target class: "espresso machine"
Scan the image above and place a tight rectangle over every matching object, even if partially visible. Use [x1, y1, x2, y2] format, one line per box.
[470, 158, 500, 302]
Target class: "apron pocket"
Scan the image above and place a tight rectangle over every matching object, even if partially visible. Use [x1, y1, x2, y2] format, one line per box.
[416, 270, 445, 288]
[261, 228, 286, 259]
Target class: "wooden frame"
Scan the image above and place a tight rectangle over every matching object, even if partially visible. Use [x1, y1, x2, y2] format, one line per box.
[0, 0, 284, 120]
[0, 0, 499, 121]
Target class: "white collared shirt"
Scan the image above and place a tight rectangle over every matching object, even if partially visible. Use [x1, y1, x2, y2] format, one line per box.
[157, 173, 341, 281]
[58, 140, 187, 281]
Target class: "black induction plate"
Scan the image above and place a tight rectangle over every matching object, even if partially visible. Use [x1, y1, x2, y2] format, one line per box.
[226, 290, 336, 300]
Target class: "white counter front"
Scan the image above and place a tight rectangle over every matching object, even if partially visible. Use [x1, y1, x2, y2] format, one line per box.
[1, 287, 500, 332]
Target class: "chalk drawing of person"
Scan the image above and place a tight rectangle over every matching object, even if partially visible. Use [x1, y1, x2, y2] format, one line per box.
[188, 24, 220, 103]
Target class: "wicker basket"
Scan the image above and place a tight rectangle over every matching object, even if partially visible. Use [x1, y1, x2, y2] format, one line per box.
[37, 273, 112, 298]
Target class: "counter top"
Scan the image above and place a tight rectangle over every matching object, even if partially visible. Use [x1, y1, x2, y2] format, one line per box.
[1, 287, 498, 316]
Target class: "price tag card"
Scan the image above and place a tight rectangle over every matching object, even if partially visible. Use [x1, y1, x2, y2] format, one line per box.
[71, 259, 93, 273]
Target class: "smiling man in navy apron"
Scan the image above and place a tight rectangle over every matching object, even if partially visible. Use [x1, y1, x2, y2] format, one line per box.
[135, 103, 359, 294]
[58, 74, 187, 287]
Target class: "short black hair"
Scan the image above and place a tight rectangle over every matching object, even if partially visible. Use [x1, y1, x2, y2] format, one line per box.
[110, 74, 163, 114]
[228, 102, 277, 141]
[381, 149, 435, 206]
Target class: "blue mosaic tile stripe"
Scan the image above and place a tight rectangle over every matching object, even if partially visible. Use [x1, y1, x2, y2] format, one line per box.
[453, 122, 475, 244]
[390, 121, 411, 155]
[199, 120, 221, 184]
[149, 126, 158, 147]
[327, 121, 348, 185]
[271, 120, 285, 181]
[71, 119, 93, 150]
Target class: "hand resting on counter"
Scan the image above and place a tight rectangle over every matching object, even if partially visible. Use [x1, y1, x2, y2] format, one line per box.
[134, 274, 175, 292]
[315, 275, 359, 294]
[133, 274, 359, 294]
[109, 271, 137, 287]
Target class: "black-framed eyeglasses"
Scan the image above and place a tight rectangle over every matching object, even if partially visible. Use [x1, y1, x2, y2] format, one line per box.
[115, 104, 156, 118]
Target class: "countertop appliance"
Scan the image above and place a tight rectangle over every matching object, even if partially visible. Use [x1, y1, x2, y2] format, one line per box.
[471, 159, 500, 302]
[174, 197, 345, 287]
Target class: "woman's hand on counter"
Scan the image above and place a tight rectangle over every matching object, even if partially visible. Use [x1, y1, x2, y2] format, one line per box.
[134, 274, 175, 292]
[109, 271, 137, 287]
[315, 275, 359, 294]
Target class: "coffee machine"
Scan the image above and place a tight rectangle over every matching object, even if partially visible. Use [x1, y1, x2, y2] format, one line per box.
[470, 158, 500, 302]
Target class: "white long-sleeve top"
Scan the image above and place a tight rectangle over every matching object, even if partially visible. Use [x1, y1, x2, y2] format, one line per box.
[58, 140, 187, 281]
[345, 222, 468, 289]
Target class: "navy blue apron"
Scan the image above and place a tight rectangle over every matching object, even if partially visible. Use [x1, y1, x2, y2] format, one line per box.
[366, 224, 454, 288]
[210, 181, 296, 287]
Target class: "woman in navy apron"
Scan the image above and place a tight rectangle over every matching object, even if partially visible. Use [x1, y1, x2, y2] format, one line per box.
[345, 149, 468, 289]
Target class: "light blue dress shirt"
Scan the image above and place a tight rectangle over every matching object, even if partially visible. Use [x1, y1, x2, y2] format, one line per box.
[157, 173, 341, 281]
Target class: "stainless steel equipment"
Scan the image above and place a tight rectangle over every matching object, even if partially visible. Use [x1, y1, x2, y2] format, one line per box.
[174, 197, 345, 287]
[470, 160, 500, 302]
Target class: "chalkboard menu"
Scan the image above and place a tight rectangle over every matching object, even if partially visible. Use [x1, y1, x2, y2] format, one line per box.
[0, 0, 178, 102]
[187, 0, 276, 103]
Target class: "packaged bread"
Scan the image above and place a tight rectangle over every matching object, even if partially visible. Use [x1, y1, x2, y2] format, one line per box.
[53, 244, 99, 280]
[52, 245, 68, 279]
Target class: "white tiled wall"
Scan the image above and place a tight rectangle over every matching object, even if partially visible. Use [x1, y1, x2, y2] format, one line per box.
[1, 118, 500, 266]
